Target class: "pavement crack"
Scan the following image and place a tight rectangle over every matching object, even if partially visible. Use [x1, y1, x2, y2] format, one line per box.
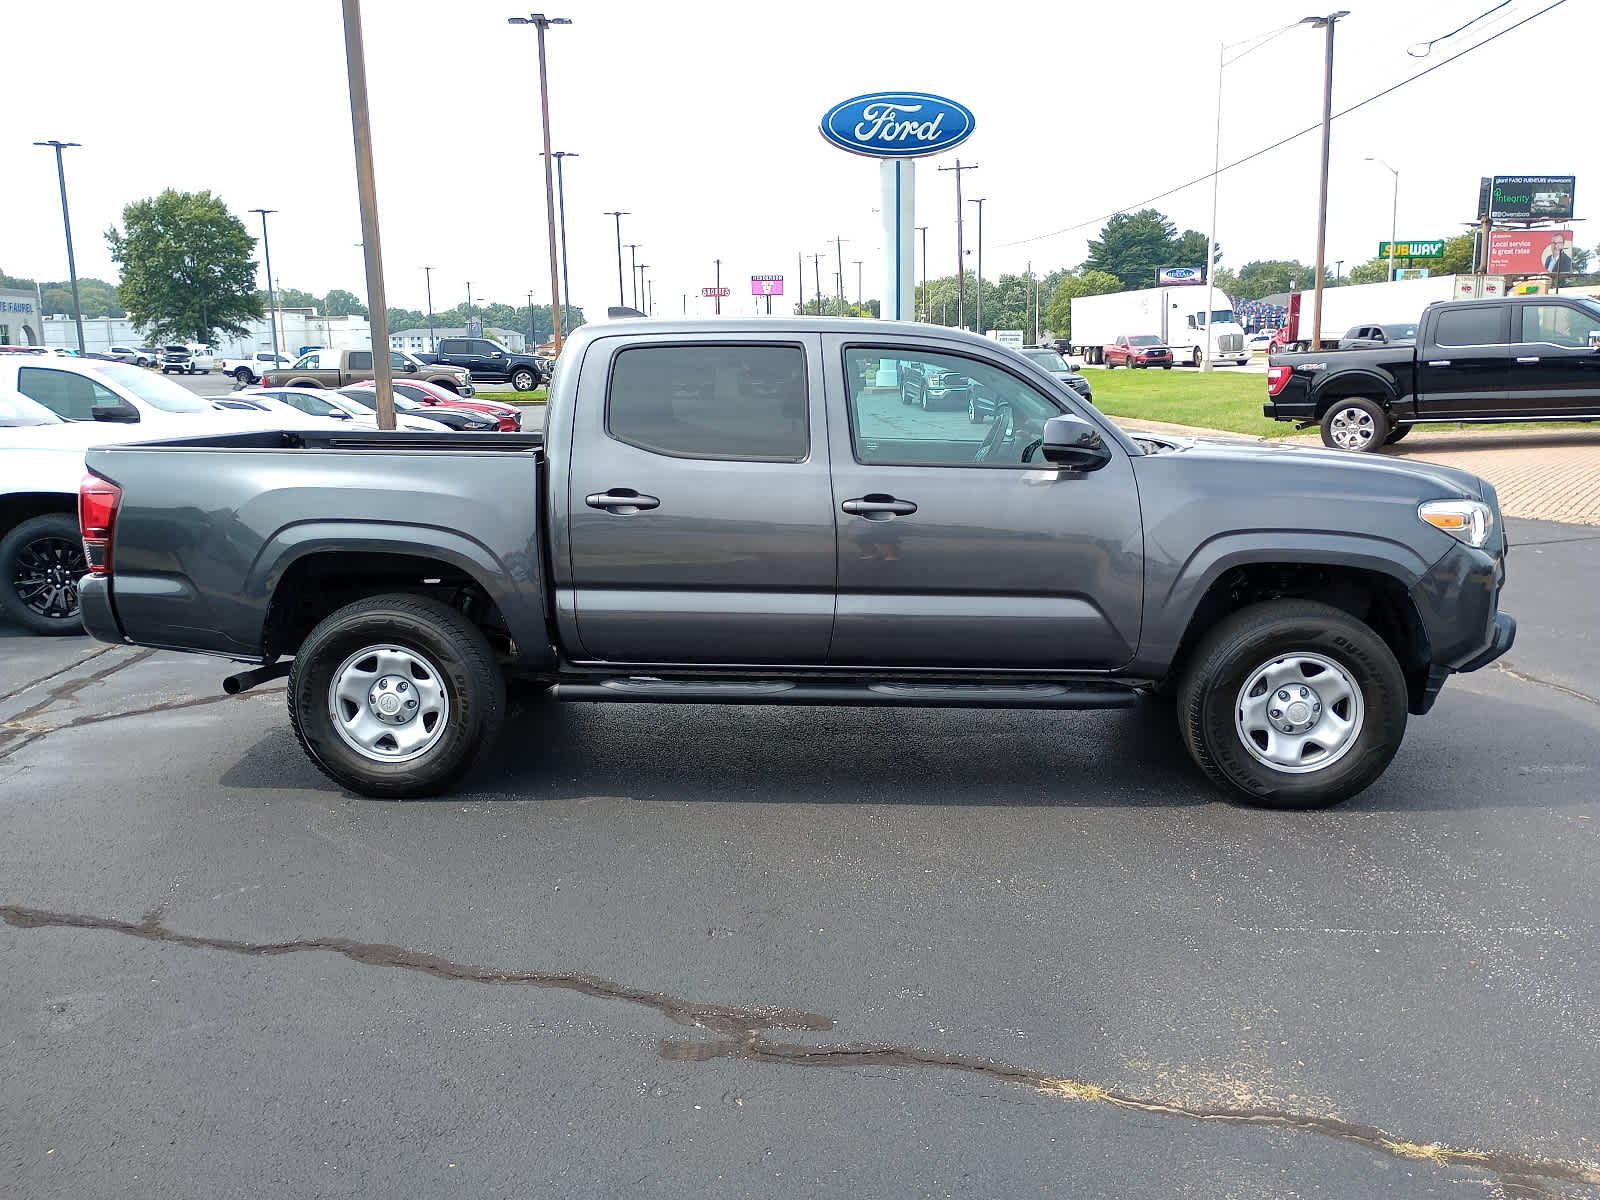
[0, 644, 120, 705]
[0, 685, 283, 764]
[4, 902, 1597, 1195]
[1491, 661, 1600, 708]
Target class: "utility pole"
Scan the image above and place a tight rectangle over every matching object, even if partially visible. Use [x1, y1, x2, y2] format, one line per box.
[915, 225, 928, 321]
[809, 253, 824, 316]
[967, 197, 986, 335]
[853, 259, 863, 306]
[646, 279, 654, 316]
[423, 266, 436, 351]
[605, 211, 629, 307]
[637, 264, 650, 314]
[625, 243, 641, 310]
[249, 208, 281, 365]
[1306, 10, 1348, 351]
[527, 289, 536, 346]
[831, 237, 847, 316]
[938, 159, 977, 329]
[507, 12, 572, 352]
[798, 250, 804, 315]
[34, 140, 86, 355]
[714, 257, 722, 315]
[546, 150, 578, 325]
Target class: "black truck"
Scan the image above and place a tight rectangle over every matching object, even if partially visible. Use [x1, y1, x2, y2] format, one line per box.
[78, 318, 1513, 807]
[1267, 294, 1600, 450]
[416, 337, 551, 391]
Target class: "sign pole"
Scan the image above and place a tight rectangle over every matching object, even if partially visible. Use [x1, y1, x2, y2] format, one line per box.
[880, 160, 915, 321]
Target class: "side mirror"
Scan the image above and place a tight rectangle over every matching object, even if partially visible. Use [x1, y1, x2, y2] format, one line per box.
[1041, 414, 1112, 471]
[91, 403, 140, 424]
[402, 362, 417, 372]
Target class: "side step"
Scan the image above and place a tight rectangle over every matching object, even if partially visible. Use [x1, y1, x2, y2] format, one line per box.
[554, 678, 1137, 710]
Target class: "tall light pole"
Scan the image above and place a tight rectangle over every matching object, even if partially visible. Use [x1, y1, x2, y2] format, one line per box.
[249, 209, 280, 364]
[507, 12, 571, 352]
[338, 0, 395, 429]
[713, 258, 722, 315]
[423, 266, 436, 351]
[527, 289, 537, 346]
[546, 150, 578, 324]
[809, 253, 824, 315]
[1365, 156, 1400, 281]
[853, 259, 863, 306]
[967, 197, 986, 334]
[34, 140, 85, 355]
[831, 236, 847, 316]
[637, 264, 652, 314]
[605, 211, 629, 307]
[938, 160, 977, 329]
[625, 243, 641, 310]
[915, 225, 928, 321]
[1305, 10, 1349, 351]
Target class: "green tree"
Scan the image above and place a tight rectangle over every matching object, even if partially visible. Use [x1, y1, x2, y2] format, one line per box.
[1230, 260, 1327, 300]
[107, 189, 262, 344]
[1084, 209, 1180, 290]
[1043, 269, 1122, 340]
[1346, 258, 1390, 285]
[322, 288, 368, 317]
[1, 267, 38, 290]
[40, 278, 125, 319]
[1437, 234, 1477, 275]
[386, 307, 427, 332]
[1173, 230, 1221, 270]
[269, 287, 320, 309]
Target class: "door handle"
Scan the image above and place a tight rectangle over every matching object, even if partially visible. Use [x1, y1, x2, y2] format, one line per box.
[842, 495, 917, 518]
[1426, 360, 1451, 367]
[1515, 356, 1540, 364]
[586, 489, 660, 514]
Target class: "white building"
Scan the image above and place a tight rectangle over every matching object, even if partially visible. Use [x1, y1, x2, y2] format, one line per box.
[42, 310, 373, 357]
[389, 326, 527, 354]
[0, 287, 43, 347]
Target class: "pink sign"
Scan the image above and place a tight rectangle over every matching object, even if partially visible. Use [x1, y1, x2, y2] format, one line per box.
[751, 275, 785, 296]
[1488, 229, 1577, 274]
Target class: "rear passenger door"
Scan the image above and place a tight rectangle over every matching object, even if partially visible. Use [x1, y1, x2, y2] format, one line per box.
[562, 334, 836, 664]
[1416, 304, 1511, 419]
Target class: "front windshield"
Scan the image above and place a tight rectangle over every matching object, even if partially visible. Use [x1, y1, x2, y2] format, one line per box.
[1021, 349, 1066, 368]
[1193, 309, 1237, 326]
[94, 363, 213, 412]
[0, 392, 64, 426]
[1128, 335, 1163, 347]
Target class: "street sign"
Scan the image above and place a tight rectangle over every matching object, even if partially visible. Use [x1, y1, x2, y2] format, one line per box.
[750, 275, 785, 296]
[702, 287, 731, 298]
[1378, 240, 1445, 259]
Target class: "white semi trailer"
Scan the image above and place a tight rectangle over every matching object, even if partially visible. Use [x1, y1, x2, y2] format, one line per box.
[1069, 286, 1248, 367]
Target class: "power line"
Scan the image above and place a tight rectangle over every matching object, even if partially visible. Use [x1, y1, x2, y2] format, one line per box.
[1408, 0, 1513, 56]
[1000, 0, 1568, 250]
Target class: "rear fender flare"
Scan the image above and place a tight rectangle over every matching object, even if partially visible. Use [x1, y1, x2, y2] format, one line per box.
[1310, 368, 1401, 418]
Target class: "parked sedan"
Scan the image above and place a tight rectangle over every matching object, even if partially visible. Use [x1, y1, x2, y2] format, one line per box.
[1105, 335, 1173, 369]
[1016, 347, 1094, 400]
[108, 345, 156, 367]
[246, 387, 455, 432]
[351, 376, 523, 431]
[336, 386, 499, 431]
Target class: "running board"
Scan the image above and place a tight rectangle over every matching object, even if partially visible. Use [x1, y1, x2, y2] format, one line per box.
[554, 678, 1137, 709]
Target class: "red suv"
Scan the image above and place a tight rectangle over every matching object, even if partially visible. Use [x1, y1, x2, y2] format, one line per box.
[1105, 335, 1173, 370]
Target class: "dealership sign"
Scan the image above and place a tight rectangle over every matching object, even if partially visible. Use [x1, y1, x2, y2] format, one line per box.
[1157, 266, 1203, 286]
[1488, 229, 1578, 274]
[702, 287, 731, 298]
[1378, 240, 1445, 259]
[1488, 175, 1575, 220]
[751, 275, 785, 296]
[819, 92, 975, 159]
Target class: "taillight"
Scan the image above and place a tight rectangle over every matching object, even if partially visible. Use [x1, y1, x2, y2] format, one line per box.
[1266, 365, 1293, 396]
[79, 473, 122, 575]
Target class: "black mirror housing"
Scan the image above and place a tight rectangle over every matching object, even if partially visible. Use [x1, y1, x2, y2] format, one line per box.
[91, 404, 140, 424]
[1041, 414, 1112, 470]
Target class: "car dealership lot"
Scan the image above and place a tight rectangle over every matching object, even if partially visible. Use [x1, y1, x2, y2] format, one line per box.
[2, 517, 1597, 1200]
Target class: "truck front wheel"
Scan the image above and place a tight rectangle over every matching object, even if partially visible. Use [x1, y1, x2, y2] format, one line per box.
[288, 594, 505, 798]
[1320, 397, 1388, 452]
[511, 367, 538, 391]
[1176, 599, 1407, 808]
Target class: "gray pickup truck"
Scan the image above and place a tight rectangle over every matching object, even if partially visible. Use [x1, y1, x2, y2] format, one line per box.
[77, 319, 1514, 807]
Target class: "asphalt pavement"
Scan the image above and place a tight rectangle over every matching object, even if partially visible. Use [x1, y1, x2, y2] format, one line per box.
[1, 516, 1597, 1200]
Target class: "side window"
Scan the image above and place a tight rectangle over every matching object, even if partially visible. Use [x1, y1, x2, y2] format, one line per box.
[389, 352, 410, 369]
[606, 344, 808, 461]
[347, 350, 373, 371]
[846, 348, 1065, 468]
[1520, 305, 1597, 349]
[394, 383, 426, 400]
[1433, 305, 1506, 347]
[17, 368, 122, 421]
[295, 353, 319, 369]
[439, 339, 466, 355]
[474, 340, 499, 356]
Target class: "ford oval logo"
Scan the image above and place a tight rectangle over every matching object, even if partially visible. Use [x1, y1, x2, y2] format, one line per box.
[820, 92, 975, 159]
[1167, 268, 1198, 280]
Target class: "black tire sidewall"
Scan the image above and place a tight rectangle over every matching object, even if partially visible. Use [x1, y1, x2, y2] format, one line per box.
[1320, 397, 1387, 452]
[512, 368, 536, 391]
[1180, 602, 1408, 808]
[0, 512, 85, 636]
[289, 597, 504, 798]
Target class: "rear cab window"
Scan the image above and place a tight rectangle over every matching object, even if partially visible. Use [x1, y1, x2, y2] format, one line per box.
[1432, 306, 1507, 347]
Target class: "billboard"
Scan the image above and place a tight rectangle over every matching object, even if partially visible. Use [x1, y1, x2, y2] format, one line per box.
[1395, 269, 1431, 280]
[1487, 229, 1578, 274]
[1157, 266, 1203, 286]
[1378, 240, 1445, 259]
[1488, 175, 1575, 220]
[751, 274, 785, 296]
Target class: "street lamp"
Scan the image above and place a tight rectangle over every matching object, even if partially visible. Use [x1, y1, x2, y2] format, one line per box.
[248, 209, 281, 365]
[625, 243, 641, 310]
[507, 12, 571, 352]
[1365, 156, 1400, 281]
[967, 197, 986, 334]
[544, 150, 578, 325]
[605, 211, 629, 307]
[915, 225, 928, 321]
[33, 140, 85, 355]
[423, 265, 436, 351]
[853, 259, 863, 306]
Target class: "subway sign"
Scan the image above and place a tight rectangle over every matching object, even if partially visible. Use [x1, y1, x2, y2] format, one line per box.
[1378, 240, 1445, 259]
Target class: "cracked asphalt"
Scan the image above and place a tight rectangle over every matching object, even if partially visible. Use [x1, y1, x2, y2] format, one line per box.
[2, 516, 1598, 1200]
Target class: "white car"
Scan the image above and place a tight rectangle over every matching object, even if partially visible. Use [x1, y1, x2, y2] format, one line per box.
[159, 344, 215, 374]
[244, 386, 454, 432]
[1246, 332, 1276, 353]
[108, 345, 156, 367]
[218, 351, 294, 383]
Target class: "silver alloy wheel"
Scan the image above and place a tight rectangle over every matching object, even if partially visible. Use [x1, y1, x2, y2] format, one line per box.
[1234, 651, 1364, 774]
[1327, 404, 1379, 450]
[327, 644, 451, 763]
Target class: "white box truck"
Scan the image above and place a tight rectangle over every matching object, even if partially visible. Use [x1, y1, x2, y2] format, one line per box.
[1069, 287, 1248, 367]
[1279, 275, 1506, 349]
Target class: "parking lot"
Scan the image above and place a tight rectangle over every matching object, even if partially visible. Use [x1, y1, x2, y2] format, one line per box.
[3, 509, 1597, 1199]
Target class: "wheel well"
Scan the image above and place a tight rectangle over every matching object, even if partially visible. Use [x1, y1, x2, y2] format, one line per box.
[1169, 562, 1432, 713]
[1314, 382, 1393, 419]
[1, 492, 77, 536]
[431, 379, 459, 393]
[263, 551, 512, 660]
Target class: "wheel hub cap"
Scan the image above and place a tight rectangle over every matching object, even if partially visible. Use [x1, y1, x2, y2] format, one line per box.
[1330, 407, 1376, 449]
[329, 646, 449, 762]
[1234, 652, 1363, 774]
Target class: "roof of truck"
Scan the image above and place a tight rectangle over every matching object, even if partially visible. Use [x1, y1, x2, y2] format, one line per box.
[567, 317, 1006, 347]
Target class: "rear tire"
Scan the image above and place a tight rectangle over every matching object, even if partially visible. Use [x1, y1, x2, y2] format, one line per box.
[288, 594, 505, 798]
[0, 512, 86, 636]
[234, 367, 253, 383]
[1320, 397, 1388, 452]
[1176, 599, 1407, 808]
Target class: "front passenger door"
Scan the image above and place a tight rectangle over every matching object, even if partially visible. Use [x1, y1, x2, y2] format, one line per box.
[1511, 302, 1600, 416]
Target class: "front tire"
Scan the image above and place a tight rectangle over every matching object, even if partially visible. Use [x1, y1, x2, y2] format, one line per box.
[0, 512, 86, 636]
[1176, 599, 1407, 808]
[1320, 397, 1388, 452]
[288, 594, 505, 798]
[1384, 423, 1413, 445]
[510, 367, 537, 391]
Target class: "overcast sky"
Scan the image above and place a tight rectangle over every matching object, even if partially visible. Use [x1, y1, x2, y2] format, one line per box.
[3, 0, 1592, 321]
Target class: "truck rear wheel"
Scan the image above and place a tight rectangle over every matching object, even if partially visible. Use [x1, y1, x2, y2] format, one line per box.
[288, 594, 505, 798]
[1176, 599, 1407, 808]
[1320, 398, 1387, 452]
[0, 513, 85, 636]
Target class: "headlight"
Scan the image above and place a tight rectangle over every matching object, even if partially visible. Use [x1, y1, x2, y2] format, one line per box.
[1418, 499, 1494, 548]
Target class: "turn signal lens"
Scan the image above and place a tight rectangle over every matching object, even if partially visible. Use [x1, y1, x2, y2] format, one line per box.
[1418, 499, 1493, 548]
[79, 473, 123, 574]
